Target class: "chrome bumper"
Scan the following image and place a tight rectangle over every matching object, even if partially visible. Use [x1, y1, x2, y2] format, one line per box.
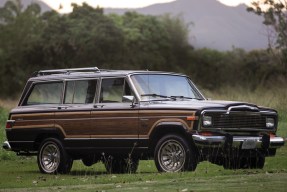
[2, 141, 11, 151]
[192, 135, 285, 149]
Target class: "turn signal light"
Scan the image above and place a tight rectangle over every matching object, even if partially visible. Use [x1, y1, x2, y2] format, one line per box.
[187, 116, 198, 121]
[200, 132, 213, 136]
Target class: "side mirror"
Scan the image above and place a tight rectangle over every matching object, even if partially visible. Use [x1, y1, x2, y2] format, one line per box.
[123, 95, 137, 108]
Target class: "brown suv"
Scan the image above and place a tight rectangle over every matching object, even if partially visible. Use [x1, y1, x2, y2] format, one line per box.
[3, 67, 285, 174]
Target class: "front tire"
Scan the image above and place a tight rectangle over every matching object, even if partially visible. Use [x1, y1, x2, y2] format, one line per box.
[154, 134, 197, 172]
[37, 138, 73, 174]
[223, 153, 265, 169]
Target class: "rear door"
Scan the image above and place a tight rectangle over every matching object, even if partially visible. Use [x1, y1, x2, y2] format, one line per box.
[54, 79, 98, 150]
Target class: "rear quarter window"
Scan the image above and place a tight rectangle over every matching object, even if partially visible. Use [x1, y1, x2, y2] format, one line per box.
[24, 82, 63, 105]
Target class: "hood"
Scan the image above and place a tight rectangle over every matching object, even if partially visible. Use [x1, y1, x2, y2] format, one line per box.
[141, 99, 274, 112]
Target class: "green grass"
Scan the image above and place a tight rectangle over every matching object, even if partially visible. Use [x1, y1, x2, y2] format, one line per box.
[0, 155, 286, 191]
[0, 89, 286, 191]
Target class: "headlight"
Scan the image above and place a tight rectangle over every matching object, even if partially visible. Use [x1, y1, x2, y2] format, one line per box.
[266, 117, 275, 128]
[203, 116, 212, 127]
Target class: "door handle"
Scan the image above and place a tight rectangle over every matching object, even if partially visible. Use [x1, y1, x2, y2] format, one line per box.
[57, 106, 68, 110]
[94, 104, 105, 108]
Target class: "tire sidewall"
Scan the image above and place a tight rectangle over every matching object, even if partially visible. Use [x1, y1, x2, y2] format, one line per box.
[154, 134, 196, 172]
[37, 138, 71, 174]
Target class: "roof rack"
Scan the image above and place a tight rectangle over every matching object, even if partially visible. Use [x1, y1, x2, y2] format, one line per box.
[36, 67, 100, 76]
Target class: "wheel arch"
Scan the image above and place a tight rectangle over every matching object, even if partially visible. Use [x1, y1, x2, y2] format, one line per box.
[34, 128, 65, 150]
[148, 122, 194, 155]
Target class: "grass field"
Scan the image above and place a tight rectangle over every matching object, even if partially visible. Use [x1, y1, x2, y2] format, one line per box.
[0, 88, 286, 191]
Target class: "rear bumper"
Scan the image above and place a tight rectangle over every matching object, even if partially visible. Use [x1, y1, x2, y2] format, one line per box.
[2, 141, 12, 151]
[192, 135, 285, 149]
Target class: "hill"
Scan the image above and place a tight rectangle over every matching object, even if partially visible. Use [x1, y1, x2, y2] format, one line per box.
[105, 0, 267, 51]
[1, 0, 267, 51]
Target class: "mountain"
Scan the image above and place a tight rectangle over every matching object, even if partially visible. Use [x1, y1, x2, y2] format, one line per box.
[0, 0, 52, 13]
[105, 0, 268, 51]
[1, 0, 267, 51]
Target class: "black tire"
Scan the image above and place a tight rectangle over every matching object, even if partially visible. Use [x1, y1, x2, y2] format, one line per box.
[82, 158, 94, 167]
[223, 157, 241, 169]
[104, 156, 139, 174]
[154, 134, 197, 172]
[82, 156, 99, 167]
[224, 153, 265, 170]
[245, 156, 265, 169]
[37, 138, 73, 174]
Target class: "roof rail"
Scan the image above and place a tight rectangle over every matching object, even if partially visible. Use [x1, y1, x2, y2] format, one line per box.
[36, 67, 100, 76]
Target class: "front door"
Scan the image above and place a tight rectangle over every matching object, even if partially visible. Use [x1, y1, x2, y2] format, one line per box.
[90, 77, 139, 151]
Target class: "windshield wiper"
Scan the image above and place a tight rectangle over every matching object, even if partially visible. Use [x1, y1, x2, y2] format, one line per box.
[141, 94, 175, 101]
[170, 96, 202, 100]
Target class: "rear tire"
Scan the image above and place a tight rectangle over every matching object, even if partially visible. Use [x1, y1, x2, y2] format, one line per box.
[82, 156, 99, 167]
[154, 134, 197, 172]
[37, 138, 73, 174]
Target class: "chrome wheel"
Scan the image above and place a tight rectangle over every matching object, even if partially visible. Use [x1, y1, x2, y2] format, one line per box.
[158, 139, 186, 172]
[38, 138, 73, 174]
[40, 143, 60, 173]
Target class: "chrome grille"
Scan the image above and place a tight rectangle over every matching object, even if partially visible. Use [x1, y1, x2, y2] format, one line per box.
[207, 112, 267, 129]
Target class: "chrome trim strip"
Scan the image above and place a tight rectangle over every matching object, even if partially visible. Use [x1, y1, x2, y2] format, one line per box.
[8, 141, 34, 143]
[65, 138, 147, 140]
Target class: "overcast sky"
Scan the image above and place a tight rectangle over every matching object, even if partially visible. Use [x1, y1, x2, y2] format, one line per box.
[40, 0, 253, 13]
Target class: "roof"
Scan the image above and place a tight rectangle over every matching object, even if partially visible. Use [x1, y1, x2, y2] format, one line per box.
[28, 67, 186, 81]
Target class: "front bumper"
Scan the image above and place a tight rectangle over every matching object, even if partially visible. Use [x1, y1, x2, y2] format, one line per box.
[192, 135, 285, 149]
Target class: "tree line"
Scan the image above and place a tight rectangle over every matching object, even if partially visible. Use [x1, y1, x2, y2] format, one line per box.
[0, 0, 286, 98]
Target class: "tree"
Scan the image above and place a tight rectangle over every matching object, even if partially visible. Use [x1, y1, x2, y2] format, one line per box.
[37, 3, 125, 69]
[0, 0, 43, 97]
[160, 14, 193, 71]
[108, 12, 193, 71]
[247, 0, 287, 72]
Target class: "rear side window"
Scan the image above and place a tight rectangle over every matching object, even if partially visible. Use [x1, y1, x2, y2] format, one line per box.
[64, 80, 97, 104]
[24, 82, 63, 105]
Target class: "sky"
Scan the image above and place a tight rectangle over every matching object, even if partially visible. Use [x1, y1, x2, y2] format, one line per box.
[40, 0, 253, 13]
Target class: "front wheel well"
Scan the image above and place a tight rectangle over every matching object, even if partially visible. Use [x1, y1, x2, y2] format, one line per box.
[149, 125, 194, 155]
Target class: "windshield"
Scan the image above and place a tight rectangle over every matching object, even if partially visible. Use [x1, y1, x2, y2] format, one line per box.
[131, 74, 204, 101]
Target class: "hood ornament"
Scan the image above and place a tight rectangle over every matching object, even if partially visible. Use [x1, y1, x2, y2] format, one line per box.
[226, 105, 259, 114]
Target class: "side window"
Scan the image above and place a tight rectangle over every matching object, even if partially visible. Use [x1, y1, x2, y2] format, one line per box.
[100, 78, 132, 103]
[25, 82, 63, 105]
[64, 80, 97, 104]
